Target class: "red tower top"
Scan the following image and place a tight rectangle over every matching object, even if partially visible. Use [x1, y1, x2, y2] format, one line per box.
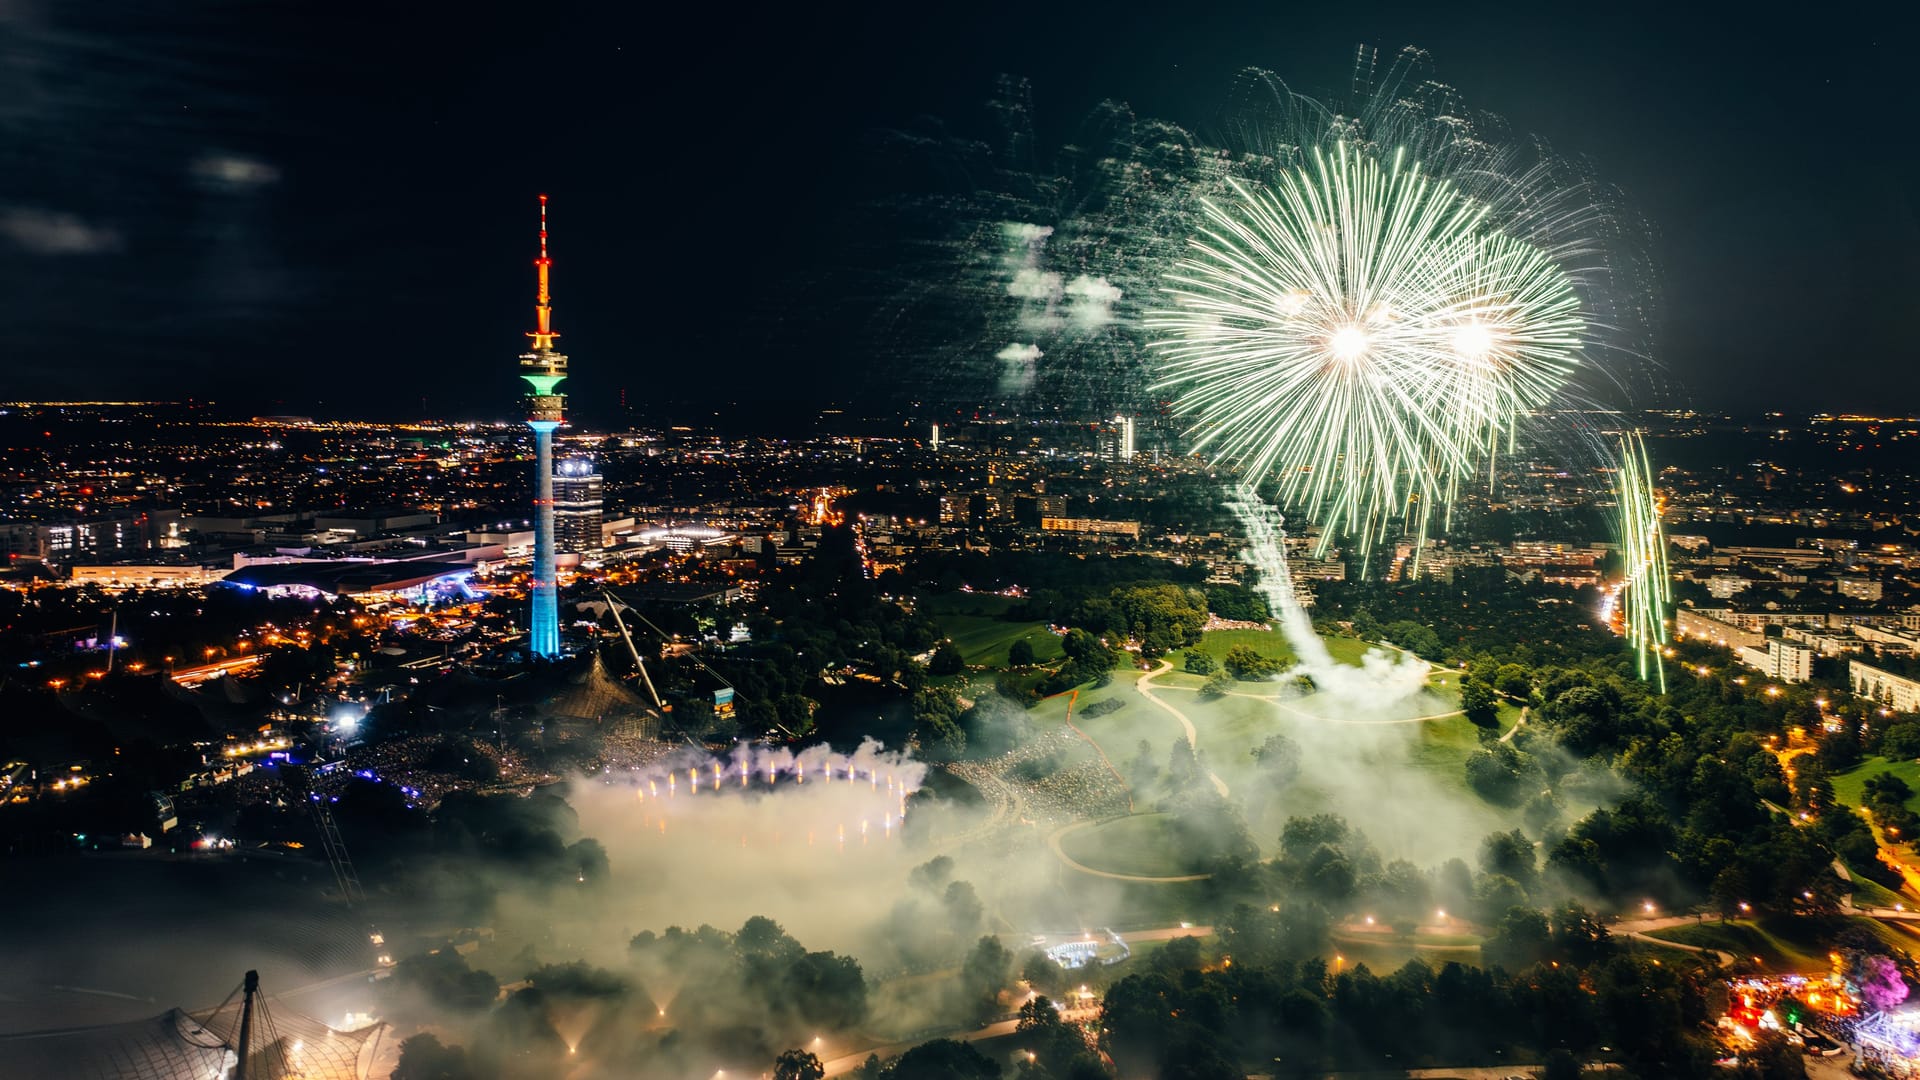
[528, 193, 558, 350]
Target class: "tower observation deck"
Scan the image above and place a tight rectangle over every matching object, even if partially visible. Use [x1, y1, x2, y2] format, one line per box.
[519, 194, 568, 659]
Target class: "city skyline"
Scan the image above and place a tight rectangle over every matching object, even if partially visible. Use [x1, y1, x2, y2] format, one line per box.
[0, 3, 1913, 417]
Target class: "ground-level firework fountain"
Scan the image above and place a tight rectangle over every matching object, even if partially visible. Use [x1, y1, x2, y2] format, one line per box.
[615, 738, 924, 853]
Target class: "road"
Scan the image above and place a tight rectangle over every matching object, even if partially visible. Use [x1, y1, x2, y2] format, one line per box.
[1609, 914, 1738, 966]
[1500, 705, 1530, 743]
[1136, 661, 1231, 796]
[818, 1005, 1100, 1077]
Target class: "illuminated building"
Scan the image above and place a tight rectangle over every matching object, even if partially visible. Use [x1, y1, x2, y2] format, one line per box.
[554, 457, 604, 554]
[518, 195, 569, 658]
[1852, 658, 1920, 713]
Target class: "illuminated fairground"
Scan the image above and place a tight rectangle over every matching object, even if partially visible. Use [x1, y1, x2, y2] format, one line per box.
[1857, 1011, 1920, 1078]
[1719, 972, 1854, 1055]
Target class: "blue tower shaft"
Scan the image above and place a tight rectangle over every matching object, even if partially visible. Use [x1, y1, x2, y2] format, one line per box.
[528, 419, 561, 658]
[517, 193, 567, 661]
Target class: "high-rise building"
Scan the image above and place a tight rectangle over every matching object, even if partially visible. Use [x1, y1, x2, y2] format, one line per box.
[518, 195, 569, 659]
[1098, 415, 1137, 461]
[555, 457, 604, 554]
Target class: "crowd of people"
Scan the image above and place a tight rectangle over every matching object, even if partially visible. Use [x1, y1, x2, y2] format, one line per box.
[995, 727, 1132, 827]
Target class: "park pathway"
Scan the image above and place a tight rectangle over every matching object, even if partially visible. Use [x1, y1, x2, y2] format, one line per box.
[1136, 661, 1230, 797]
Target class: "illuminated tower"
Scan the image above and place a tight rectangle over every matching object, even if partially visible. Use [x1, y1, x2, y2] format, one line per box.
[519, 194, 568, 659]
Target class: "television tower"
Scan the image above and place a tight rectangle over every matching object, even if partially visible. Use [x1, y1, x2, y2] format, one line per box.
[519, 194, 568, 659]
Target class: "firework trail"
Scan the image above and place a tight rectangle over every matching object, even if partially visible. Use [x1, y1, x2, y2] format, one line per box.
[1614, 430, 1671, 689]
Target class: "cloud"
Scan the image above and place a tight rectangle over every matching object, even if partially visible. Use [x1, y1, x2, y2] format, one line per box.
[1006, 267, 1061, 301]
[1065, 274, 1123, 329]
[0, 208, 122, 255]
[191, 153, 281, 189]
[994, 343, 1043, 364]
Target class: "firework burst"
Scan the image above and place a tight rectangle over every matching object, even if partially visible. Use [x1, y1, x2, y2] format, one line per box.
[1148, 140, 1585, 564]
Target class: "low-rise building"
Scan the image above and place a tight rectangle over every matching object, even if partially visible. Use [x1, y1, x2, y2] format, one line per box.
[1041, 517, 1141, 538]
[1676, 608, 1766, 652]
[1850, 659, 1920, 714]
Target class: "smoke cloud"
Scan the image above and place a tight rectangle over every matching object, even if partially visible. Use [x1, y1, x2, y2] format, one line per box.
[0, 207, 122, 255]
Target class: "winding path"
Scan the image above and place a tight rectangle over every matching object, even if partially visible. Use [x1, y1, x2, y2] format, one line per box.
[1610, 914, 1738, 966]
[1135, 661, 1230, 796]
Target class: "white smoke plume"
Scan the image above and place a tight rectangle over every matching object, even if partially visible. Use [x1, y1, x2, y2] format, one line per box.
[1065, 274, 1122, 328]
[1227, 483, 1429, 708]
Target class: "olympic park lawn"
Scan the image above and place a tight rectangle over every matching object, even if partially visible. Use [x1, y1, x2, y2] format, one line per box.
[921, 591, 1067, 668]
[1023, 628, 1519, 868]
[1832, 756, 1920, 817]
[1057, 813, 1216, 878]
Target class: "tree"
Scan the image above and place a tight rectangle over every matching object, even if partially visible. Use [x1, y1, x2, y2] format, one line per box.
[929, 641, 965, 676]
[1479, 829, 1538, 891]
[1008, 638, 1036, 668]
[1461, 678, 1500, 728]
[392, 1034, 476, 1080]
[960, 936, 1013, 1022]
[1465, 742, 1537, 806]
[775, 1049, 827, 1080]
[1375, 859, 1431, 935]
[884, 1038, 1000, 1079]
[1017, 993, 1061, 1031]
[1473, 874, 1531, 925]
[1383, 619, 1443, 659]
[738, 915, 804, 960]
[1847, 951, 1910, 1012]
[387, 950, 498, 1015]
[1200, 669, 1235, 699]
[1482, 906, 1551, 971]
[1183, 649, 1216, 675]
[1494, 662, 1533, 699]
[1545, 685, 1622, 756]
[912, 685, 967, 758]
[1223, 643, 1281, 680]
[1252, 733, 1302, 783]
[1881, 722, 1920, 760]
[935, 878, 983, 935]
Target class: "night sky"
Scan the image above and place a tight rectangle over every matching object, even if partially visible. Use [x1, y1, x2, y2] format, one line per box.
[1, 1, 1912, 422]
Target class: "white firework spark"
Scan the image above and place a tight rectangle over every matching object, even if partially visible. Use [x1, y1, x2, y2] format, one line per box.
[1148, 141, 1585, 565]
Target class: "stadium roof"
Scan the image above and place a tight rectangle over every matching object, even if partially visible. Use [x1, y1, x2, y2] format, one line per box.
[222, 559, 471, 597]
[0, 993, 383, 1080]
